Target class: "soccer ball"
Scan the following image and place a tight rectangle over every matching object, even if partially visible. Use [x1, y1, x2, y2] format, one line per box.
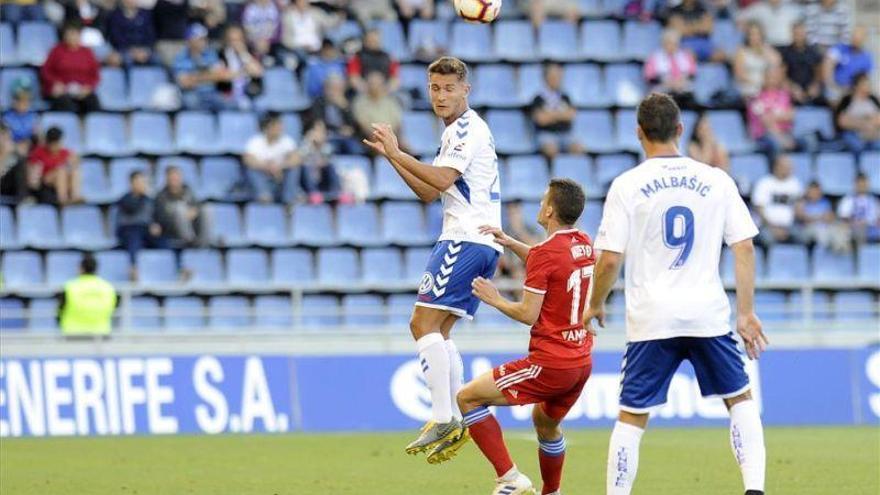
[453, 0, 502, 23]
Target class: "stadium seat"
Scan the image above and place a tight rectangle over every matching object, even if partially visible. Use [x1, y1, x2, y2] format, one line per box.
[244, 203, 289, 247]
[164, 296, 206, 330]
[109, 158, 150, 200]
[519, 201, 540, 225]
[254, 295, 293, 328]
[61, 205, 114, 250]
[175, 111, 220, 155]
[1, 250, 43, 288]
[404, 247, 432, 280]
[505, 155, 549, 200]
[180, 249, 224, 287]
[291, 204, 336, 246]
[580, 200, 603, 236]
[833, 291, 876, 320]
[85, 113, 129, 156]
[580, 20, 621, 62]
[614, 109, 641, 152]
[373, 157, 413, 199]
[206, 203, 246, 247]
[95, 250, 131, 283]
[17, 204, 63, 249]
[517, 64, 543, 103]
[0, 299, 26, 332]
[155, 156, 199, 191]
[200, 157, 243, 200]
[97, 67, 130, 111]
[730, 154, 770, 195]
[281, 113, 303, 140]
[793, 106, 835, 141]
[28, 298, 59, 332]
[426, 202, 442, 238]
[707, 110, 753, 154]
[254, 67, 309, 111]
[271, 248, 314, 284]
[812, 247, 855, 282]
[408, 19, 450, 55]
[815, 152, 856, 196]
[860, 151, 880, 194]
[788, 153, 814, 185]
[376, 20, 409, 61]
[130, 112, 174, 155]
[362, 247, 405, 284]
[382, 202, 429, 246]
[605, 64, 645, 107]
[789, 290, 833, 322]
[564, 64, 610, 108]
[552, 155, 595, 195]
[326, 20, 362, 45]
[300, 295, 340, 327]
[449, 22, 496, 62]
[338, 204, 382, 247]
[402, 111, 442, 155]
[128, 66, 170, 109]
[0, 68, 42, 109]
[387, 293, 414, 325]
[573, 110, 616, 153]
[595, 154, 635, 191]
[40, 112, 82, 152]
[0, 23, 16, 64]
[622, 20, 661, 60]
[0, 205, 21, 250]
[721, 246, 766, 283]
[343, 294, 386, 327]
[227, 248, 270, 286]
[487, 110, 536, 154]
[766, 245, 809, 281]
[400, 64, 429, 103]
[17, 21, 56, 65]
[130, 296, 161, 331]
[538, 20, 579, 61]
[136, 249, 178, 286]
[755, 291, 788, 321]
[218, 111, 259, 154]
[495, 20, 537, 62]
[471, 65, 521, 108]
[78, 158, 114, 204]
[209, 296, 252, 329]
[474, 301, 510, 326]
[694, 63, 730, 106]
[711, 19, 743, 58]
[333, 154, 372, 179]
[858, 244, 880, 282]
[317, 248, 359, 285]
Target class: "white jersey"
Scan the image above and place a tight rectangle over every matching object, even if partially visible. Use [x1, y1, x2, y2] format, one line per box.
[432, 108, 503, 253]
[594, 156, 759, 342]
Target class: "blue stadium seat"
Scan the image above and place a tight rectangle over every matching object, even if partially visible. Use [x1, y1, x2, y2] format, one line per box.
[128, 66, 170, 109]
[711, 19, 743, 58]
[495, 20, 537, 62]
[812, 247, 855, 282]
[614, 109, 641, 152]
[343, 294, 386, 327]
[487, 110, 536, 154]
[95, 250, 130, 283]
[218, 111, 259, 154]
[338, 204, 382, 247]
[109, 158, 149, 200]
[29, 298, 59, 332]
[1, 251, 43, 288]
[388, 293, 414, 325]
[860, 151, 880, 195]
[519, 201, 540, 225]
[40, 112, 82, 152]
[574, 110, 616, 153]
[155, 156, 199, 190]
[164, 296, 206, 330]
[471, 65, 521, 108]
[130, 296, 161, 331]
[333, 154, 372, 180]
[373, 157, 413, 199]
[0, 23, 16, 65]
[755, 291, 788, 321]
[788, 153, 814, 185]
[200, 157, 243, 200]
[581, 200, 603, 236]
[181, 249, 224, 287]
[79, 159, 113, 204]
[205, 203, 246, 247]
[793, 106, 835, 140]
[254, 67, 309, 111]
[17, 204, 63, 249]
[130, 112, 174, 155]
[254, 295, 292, 328]
[707, 110, 753, 154]
[227, 248, 269, 286]
[402, 111, 442, 155]
[400, 64, 429, 103]
[300, 295, 340, 327]
[62, 205, 114, 250]
[694, 63, 730, 106]
[272, 248, 314, 284]
[175, 111, 220, 155]
[858, 244, 880, 282]
[0, 205, 21, 250]
[450, 22, 496, 62]
[474, 301, 510, 326]
[45, 251, 82, 286]
[1, 68, 42, 109]
[552, 155, 595, 194]
[408, 19, 450, 55]
[505, 155, 549, 200]
[563, 64, 610, 107]
[362, 248, 405, 284]
[730, 154, 770, 195]
[136, 250, 178, 286]
[721, 246, 766, 283]
[281, 112, 303, 141]
[382, 202, 429, 246]
[622, 20, 661, 60]
[291, 204, 336, 246]
[517, 64, 543, 103]
[606, 64, 645, 107]
[17, 21, 55, 65]
[789, 290, 833, 322]
[580, 20, 621, 62]
[426, 202, 442, 239]
[326, 20, 362, 45]
[538, 20, 579, 61]
[0, 299, 26, 332]
[833, 291, 876, 320]
[317, 248, 358, 285]
[374, 19, 409, 61]
[85, 113, 129, 156]
[244, 203, 289, 247]
[766, 245, 809, 281]
[209, 296, 252, 329]
[97, 67, 130, 111]
[405, 247, 432, 280]
[815, 152, 856, 196]
[596, 154, 636, 191]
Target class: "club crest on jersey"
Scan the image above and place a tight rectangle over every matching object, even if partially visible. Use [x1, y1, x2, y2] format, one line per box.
[418, 272, 435, 295]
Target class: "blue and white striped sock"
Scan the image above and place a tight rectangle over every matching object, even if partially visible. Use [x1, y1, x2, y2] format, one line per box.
[462, 406, 491, 427]
[539, 436, 566, 457]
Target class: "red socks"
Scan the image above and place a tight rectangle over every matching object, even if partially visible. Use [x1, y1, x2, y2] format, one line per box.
[462, 406, 514, 477]
[538, 436, 566, 494]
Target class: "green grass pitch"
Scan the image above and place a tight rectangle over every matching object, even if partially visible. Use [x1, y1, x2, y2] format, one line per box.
[1, 427, 877, 494]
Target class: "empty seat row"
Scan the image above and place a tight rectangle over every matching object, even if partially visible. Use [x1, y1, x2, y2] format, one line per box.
[721, 244, 880, 283]
[0, 21, 56, 66]
[748, 290, 879, 322]
[731, 151, 880, 196]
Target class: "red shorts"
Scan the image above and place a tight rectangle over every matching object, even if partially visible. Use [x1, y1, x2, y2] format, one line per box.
[492, 357, 592, 421]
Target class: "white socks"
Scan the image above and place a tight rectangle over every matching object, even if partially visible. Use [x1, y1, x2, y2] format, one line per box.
[729, 400, 766, 492]
[446, 339, 464, 421]
[606, 421, 644, 495]
[416, 333, 452, 423]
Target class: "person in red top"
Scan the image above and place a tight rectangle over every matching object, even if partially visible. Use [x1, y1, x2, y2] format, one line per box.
[39, 21, 101, 114]
[27, 126, 81, 204]
[428, 178, 595, 495]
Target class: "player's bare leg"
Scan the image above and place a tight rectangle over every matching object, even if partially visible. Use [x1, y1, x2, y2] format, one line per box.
[724, 390, 766, 495]
[606, 410, 648, 495]
[532, 405, 566, 495]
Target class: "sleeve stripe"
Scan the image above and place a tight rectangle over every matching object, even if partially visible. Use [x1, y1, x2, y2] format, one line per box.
[523, 286, 547, 295]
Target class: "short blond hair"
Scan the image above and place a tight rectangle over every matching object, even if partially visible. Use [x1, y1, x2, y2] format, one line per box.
[427, 56, 469, 81]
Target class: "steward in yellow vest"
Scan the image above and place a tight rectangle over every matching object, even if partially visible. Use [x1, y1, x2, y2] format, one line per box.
[59, 254, 117, 336]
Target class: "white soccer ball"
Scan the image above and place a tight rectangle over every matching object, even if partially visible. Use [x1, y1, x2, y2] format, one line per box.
[453, 0, 502, 24]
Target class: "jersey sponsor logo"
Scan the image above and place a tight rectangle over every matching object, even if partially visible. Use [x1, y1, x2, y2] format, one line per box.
[562, 328, 588, 342]
[570, 244, 592, 259]
[418, 273, 434, 295]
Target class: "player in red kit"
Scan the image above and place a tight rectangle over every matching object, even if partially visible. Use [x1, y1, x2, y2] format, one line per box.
[428, 178, 595, 495]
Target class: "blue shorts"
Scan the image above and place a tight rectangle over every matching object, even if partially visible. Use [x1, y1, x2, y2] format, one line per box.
[415, 240, 500, 320]
[619, 333, 750, 413]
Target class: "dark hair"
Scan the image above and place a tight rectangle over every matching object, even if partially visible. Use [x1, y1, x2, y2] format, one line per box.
[165, 165, 180, 176]
[61, 19, 82, 34]
[260, 111, 282, 130]
[129, 170, 144, 182]
[80, 253, 97, 274]
[807, 180, 821, 189]
[45, 126, 63, 143]
[637, 93, 681, 143]
[427, 56, 468, 81]
[852, 72, 870, 88]
[547, 178, 586, 226]
[856, 172, 867, 182]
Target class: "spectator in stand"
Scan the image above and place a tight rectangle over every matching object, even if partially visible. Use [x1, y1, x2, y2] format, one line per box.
[189, 0, 227, 36]
[242, 0, 281, 63]
[281, 0, 337, 61]
[27, 126, 81, 205]
[804, 0, 851, 50]
[116, 170, 168, 270]
[734, 22, 781, 100]
[396, 0, 434, 21]
[752, 154, 804, 245]
[737, 0, 802, 48]
[350, 0, 397, 25]
[353, 72, 403, 143]
[644, 30, 697, 109]
[838, 174, 880, 244]
[667, 0, 722, 63]
[243, 112, 301, 203]
[303, 39, 347, 99]
[298, 121, 349, 204]
[2, 80, 39, 156]
[688, 114, 730, 172]
[217, 24, 264, 110]
[497, 203, 542, 280]
[348, 29, 400, 94]
[796, 180, 851, 253]
[1, 0, 45, 23]
[748, 65, 797, 157]
[823, 26, 874, 103]
[307, 74, 361, 154]
[174, 23, 232, 111]
[63, 0, 109, 38]
[105, 0, 157, 66]
[40, 21, 101, 114]
[0, 123, 31, 203]
[835, 73, 880, 154]
[780, 21, 824, 106]
[155, 166, 209, 248]
[530, 63, 582, 159]
[524, 0, 581, 26]
[153, 0, 190, 66]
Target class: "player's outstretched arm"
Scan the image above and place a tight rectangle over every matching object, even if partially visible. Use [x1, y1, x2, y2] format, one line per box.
[583, 250, 622, 335]
[731, 238, 769, 360]
[471, 277, 543, 326]
[478, 225, 531, 262]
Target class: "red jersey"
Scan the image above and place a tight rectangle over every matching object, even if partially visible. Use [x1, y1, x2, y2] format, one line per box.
[523, 228, 596, 369]
[28, 145, 72, 176]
